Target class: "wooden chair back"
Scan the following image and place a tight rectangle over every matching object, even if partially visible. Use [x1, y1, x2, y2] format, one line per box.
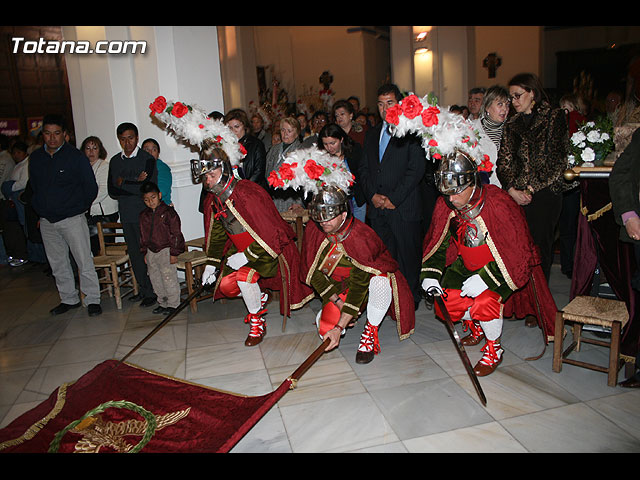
[97, 222, 128, 256]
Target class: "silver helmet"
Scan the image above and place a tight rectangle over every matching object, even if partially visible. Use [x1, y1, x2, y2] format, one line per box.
[309, 185, 350, 223]
[434, 149, 479, 195]
[191, 142, 237, 198]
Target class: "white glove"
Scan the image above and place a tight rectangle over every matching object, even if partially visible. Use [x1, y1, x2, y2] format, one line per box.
[226, 252, 248, 270]
[421, 278, 443, 295]
[202, 265, 218, 285]
[460, 274, 488, 298]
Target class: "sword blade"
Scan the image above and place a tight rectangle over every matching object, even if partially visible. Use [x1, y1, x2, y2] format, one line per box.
[433, 295, 487, 406]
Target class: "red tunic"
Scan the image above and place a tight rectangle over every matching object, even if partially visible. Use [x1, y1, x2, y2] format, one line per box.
[422, 185, 558, 342]
[203, 180, 314, 315]
[300, 218, 415, 340]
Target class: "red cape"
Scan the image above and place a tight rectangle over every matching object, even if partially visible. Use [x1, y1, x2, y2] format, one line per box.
[203, 180, 314, 315]
[422, 185, 557, 342]
[301, 218, 415, 339]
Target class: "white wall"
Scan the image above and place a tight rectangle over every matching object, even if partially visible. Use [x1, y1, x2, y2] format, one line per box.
[62, 26, 224, 241]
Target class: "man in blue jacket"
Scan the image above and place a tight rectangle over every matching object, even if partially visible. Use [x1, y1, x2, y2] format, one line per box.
[29, 114, 102, 316]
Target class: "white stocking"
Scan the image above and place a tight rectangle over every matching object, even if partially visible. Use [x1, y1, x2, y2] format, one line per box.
[366, 276, 392, 327]
[237, 281, 262, 314]
[479, 317, 503, 342]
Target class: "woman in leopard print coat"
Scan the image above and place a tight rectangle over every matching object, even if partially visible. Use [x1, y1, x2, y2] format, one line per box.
[497, 73, 571, 281]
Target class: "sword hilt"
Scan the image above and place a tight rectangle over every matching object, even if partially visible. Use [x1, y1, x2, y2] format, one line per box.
[423, 286, 447, 308]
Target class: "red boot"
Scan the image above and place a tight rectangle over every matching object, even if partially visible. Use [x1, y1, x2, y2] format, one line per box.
[355, 321, 380, 364]
[460, 319, 485, 346]
[244, 307, 267, 346]
[473, 339, 503, 376]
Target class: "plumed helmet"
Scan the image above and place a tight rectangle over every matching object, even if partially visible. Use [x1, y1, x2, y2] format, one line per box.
[434, 149, 479, 195]
[192, 142, 237, 197]
[309, 185, 350, 223]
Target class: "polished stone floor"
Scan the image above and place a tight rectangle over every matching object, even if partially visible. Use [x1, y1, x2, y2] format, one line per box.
[1, 260, 639, 453]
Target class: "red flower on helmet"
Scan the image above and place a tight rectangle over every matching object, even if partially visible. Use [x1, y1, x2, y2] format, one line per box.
[279, 163, 296, 181]
[401, 94, 423, 119]
[421, 106, 440, 127]
[478, 155, 494, 172]
[149, 96, 167, 115]
[267, 171, 284, 188]
[385, 104, 403, 125]
[304, 159, 325, 180]
[171, 102, 189, 118]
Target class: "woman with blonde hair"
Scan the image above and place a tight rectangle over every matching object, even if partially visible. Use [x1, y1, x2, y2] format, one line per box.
[264, 116, 305, 213]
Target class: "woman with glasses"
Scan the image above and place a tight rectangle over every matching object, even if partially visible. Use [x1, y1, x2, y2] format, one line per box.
[496, 72, 571, 283]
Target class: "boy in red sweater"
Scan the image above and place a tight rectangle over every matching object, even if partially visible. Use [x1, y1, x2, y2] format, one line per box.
[140, 181, 185, 314]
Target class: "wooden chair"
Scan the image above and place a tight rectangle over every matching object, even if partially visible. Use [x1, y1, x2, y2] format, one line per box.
[177, 248, 212, 313]
[553, 295, 632, 387]
[280, 209, 309, 252]
[93, 222, 138, 309]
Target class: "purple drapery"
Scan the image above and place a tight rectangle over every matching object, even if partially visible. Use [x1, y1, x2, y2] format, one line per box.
[570, 178, 639, 357]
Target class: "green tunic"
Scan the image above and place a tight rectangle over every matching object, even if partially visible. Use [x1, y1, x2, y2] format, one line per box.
[310, 242, 371, 318]
[206, 218, 279, 279]
[421, 227, 515, 301]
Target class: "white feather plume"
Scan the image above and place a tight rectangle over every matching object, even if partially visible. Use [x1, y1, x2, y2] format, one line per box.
[150, 96, 246, 167]
[267, 146, 355, 197]
[388, 93, 489, 166]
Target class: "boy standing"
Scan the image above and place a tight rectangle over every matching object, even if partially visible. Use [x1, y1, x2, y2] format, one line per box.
[139, 182, 185, 314]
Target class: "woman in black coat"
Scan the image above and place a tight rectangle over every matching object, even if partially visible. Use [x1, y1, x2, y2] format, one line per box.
[225, 108, 267, 188]
[317, 123, 366, 222]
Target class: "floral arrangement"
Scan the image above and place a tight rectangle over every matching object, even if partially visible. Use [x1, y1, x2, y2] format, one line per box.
[267, 146, 355, 197]
[149, 96, 246, 167]
[568, 116, 615, 166]
[386, 92, 492, 170]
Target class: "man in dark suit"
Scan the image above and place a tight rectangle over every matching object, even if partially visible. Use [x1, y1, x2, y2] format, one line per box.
[358, 84, 428, 307]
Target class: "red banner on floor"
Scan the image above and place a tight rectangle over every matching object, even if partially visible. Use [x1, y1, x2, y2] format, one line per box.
[0, 360, 292, 453]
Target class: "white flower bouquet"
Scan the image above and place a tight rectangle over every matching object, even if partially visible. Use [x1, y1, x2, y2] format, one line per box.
[568, 116, 614, 167]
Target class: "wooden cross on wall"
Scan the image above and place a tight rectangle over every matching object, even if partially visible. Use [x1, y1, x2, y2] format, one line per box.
[482, 53, 502, 79]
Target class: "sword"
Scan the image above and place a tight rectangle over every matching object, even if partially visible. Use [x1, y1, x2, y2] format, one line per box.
[424, 287, 487, 406]
[115, 283, 210, 368]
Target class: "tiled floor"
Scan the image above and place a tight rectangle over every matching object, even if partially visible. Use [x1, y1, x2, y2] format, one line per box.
[1, 260, 639, 453]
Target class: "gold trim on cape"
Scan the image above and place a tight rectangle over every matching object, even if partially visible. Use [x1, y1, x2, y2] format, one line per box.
[422, 211, 455, 263]
[475, 216, 518, 291]
[225, 199, 278, 259]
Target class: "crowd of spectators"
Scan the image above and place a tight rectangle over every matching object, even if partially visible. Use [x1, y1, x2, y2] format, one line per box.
[0, 71, 633, 324]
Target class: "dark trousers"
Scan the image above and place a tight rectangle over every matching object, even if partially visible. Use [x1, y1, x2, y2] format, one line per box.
[559, 187, 580, 276]
[522, 187, 563, 281]
[0, 199, 27, 259]
[370, 213, 423, 303]
[121, 221, 155, 299]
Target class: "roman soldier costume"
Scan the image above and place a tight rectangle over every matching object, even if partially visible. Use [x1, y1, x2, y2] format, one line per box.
[268, 147, 415, 363]
[151, 97, 313, 346]
[387, 94, 557, 376]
